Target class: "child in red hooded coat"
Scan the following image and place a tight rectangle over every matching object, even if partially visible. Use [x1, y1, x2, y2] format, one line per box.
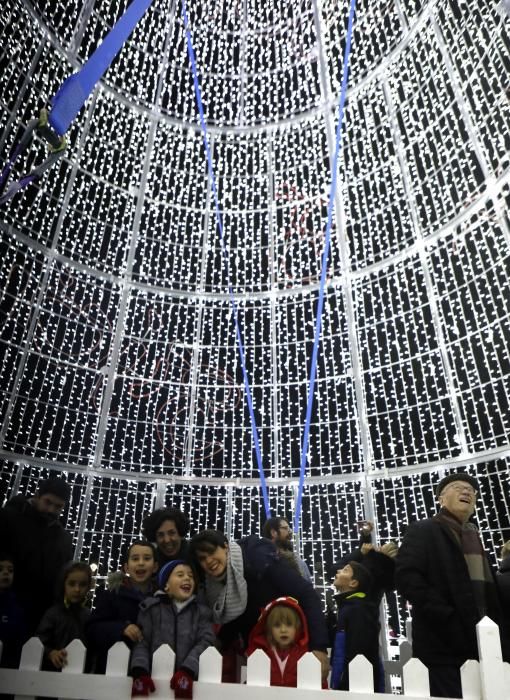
[247, 596, 326, 688]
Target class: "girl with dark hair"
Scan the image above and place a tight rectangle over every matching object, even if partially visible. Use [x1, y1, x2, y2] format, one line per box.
[36, 561, 92, 670]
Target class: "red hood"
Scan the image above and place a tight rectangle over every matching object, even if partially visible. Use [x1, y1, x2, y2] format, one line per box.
[247, 596, 309, 655]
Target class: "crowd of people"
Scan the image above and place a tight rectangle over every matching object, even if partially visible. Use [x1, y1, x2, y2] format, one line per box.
[0, 472, 509, 699]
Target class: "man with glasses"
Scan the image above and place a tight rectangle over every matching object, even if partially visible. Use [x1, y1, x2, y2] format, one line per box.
[396, 472, 508, 698]
[262, 517, 312, 582]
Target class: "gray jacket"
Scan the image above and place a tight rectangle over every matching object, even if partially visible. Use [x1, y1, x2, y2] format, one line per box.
[130, 594, 215, 678]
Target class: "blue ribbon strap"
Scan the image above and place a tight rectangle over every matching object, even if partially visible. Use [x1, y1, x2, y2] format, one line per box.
[49, 0, 155, 135]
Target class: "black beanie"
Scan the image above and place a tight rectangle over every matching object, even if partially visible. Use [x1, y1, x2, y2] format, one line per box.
[435, 473, 479, 499]
[38, 477, 71, 502]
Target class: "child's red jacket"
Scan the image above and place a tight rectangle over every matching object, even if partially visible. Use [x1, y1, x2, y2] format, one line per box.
[246, 596, 311, 688]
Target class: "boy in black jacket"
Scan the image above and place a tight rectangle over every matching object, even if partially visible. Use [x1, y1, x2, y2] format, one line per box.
[330, 561, 383, 692]
[87, 540, 157, 673]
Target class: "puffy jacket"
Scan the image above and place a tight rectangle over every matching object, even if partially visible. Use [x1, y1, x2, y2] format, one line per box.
[130, 594, 215, 678]
[330, 592, 382, 692]
[36, 602, 90, 656]
[86, 572, 154, 673]
[247, 596, 309, 687]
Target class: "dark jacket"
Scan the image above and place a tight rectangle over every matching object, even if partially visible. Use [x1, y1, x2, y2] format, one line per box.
[36, 602, 90, 657]
[86, 572, 154, 673]
[247, 596, 309, 687]
[0, 589, 29, 668]
[396, 516, 507, 666]
[330, 591, 382, 691]
[218, 536, 329, 652]
[130, 594, 215, 678]
[496, 557, 510, 609]
[0, 495, 73, 632]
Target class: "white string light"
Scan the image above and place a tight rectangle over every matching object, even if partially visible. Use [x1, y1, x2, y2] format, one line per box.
[0, 1, 509, 650]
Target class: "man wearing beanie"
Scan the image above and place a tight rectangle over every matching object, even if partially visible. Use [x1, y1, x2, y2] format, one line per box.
[396, 471, 508, 698]
[0, 476, 73, 633]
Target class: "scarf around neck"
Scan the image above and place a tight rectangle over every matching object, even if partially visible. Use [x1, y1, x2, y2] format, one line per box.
[435, 507, 495, 618]
[205, 540, 248, 624]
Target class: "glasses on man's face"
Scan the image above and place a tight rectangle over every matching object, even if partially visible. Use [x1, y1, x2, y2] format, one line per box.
[446, 484, 477, 496]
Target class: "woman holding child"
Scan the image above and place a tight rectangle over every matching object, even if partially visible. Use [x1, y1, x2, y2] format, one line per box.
[189, 529, 330, 681]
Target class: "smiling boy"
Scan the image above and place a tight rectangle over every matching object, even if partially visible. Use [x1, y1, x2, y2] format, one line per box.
[130, 560, 215, 698]
[87, 540, 158, 673]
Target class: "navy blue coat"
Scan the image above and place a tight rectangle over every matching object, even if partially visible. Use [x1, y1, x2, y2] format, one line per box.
[330, 592, 382, 691]
[0, 589, 29, 668]
[86, 573, 153, 673]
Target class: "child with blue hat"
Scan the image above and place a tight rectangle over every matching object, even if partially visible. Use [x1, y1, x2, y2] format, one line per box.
[130, 559, 215, 698]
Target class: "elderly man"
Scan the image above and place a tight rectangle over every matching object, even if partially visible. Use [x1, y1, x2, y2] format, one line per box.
[396, 472, 507, 698]
[0, 476, 73, 633]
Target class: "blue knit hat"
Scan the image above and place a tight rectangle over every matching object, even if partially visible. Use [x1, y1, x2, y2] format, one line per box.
[157, 559, 187, 590]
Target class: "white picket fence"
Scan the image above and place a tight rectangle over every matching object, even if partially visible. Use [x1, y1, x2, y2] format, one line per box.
[1, 616, 509, 700]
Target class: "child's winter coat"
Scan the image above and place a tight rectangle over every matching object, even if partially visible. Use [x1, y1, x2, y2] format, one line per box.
[0, 588, 28, 668]
[36, 602, 90, 662]
[86, 571, 154, 673]
[330, 591, 383, 692]
[129, 593, 215, 679]
[247, 596, 311, 688]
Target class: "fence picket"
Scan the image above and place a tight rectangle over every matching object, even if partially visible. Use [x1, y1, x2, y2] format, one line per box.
[402, 657, 430, 697]
[476, 616, 506, 700]
[348, 654, 375, 693]
[199, 646, 223, 683]
[296, 652, 321, 689]
[246, 649, 270, 686]
[460, 659, 481, 700]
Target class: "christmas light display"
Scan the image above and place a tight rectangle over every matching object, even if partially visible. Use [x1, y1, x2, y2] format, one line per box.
[1, 0, 509, 646]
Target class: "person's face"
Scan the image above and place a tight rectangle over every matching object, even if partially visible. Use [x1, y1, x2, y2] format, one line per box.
[164, 564, 195, 602]
[64, 569, 90, 605]
[0, 560, 14, 591]
[124, 545, 157, 586]
[195, 544, 229, 578]
[155, 519, 182, 558]
[334, 564, 356, 592]
[270, 618, 297, 649]
[439, 480, 477, 522]
[273, 520, 292, 545]
[34, 493, 66, 518]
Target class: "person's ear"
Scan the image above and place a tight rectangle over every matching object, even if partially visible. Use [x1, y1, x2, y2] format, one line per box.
[350, 578, 358, 590]
[122, 562, 128, 573]
[151, 561, 158, 574]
